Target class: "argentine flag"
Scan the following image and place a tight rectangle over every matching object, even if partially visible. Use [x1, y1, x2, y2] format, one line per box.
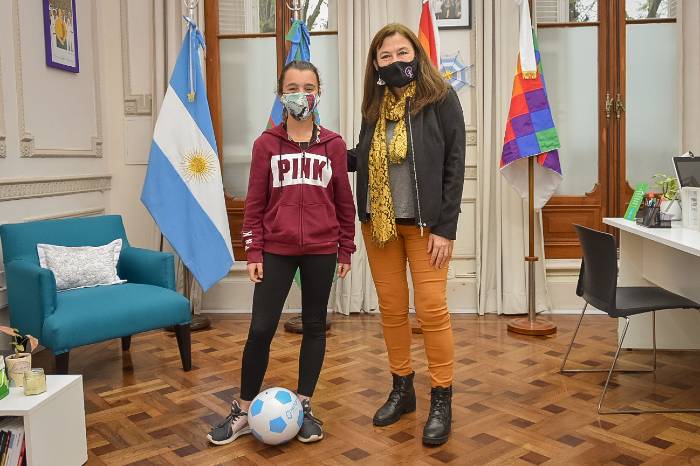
[141, 18, 233, 292]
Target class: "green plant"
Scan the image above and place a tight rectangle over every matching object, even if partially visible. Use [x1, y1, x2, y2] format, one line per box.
[0, 326, 38, 356]
[652, 173, 680, 201]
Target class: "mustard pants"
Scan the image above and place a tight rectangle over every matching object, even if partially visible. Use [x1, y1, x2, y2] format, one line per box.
[362, 223, 454, 387]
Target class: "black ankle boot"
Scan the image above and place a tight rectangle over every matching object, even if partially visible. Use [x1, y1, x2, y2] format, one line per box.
[373, 372, 416, 426]
[422, 386, 452, 445]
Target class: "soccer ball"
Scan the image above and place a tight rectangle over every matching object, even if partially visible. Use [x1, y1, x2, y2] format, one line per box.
[248, 387, 303, 445]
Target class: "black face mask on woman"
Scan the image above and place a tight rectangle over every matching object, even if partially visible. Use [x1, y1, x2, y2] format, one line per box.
[377, 57, 419, 88]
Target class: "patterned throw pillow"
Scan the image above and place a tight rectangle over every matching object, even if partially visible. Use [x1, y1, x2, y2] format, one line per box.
[37, 239, 126, 291]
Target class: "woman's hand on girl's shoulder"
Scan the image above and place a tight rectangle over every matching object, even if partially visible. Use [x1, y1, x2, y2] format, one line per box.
[337, 263, 351, 279]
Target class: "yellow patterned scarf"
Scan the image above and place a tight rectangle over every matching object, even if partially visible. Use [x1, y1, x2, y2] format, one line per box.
[368, 81, 416, 246]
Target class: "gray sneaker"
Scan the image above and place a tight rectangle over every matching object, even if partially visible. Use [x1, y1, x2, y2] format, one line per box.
[207, 400, 252, 445]
[296, 399, 324, 443]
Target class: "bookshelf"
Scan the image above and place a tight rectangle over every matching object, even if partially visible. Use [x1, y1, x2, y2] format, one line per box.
[0, 375, 87, 466]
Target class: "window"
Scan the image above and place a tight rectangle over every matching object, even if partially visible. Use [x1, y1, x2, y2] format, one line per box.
[626, 0, 677, 19]
[204, 0, 339, 258]
[536, 0, 598, 24]
[536, 0, 678, 258]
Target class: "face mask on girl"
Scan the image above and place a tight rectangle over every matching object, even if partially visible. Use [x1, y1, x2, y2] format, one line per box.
[280, 92, 320, 121]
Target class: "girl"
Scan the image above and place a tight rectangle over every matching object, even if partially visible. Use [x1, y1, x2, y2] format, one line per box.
[208, 61, 356, 445]
[348, 24, 466, 445]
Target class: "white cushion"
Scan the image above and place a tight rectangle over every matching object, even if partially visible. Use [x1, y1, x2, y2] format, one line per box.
[36, 239, 126, 291]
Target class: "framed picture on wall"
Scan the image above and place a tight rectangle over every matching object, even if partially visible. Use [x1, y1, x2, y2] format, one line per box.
[42, 0, 79, 73]
[431, 0, 471, 29]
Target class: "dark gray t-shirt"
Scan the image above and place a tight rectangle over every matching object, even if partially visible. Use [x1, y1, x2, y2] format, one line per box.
[367, 121, 416, 219]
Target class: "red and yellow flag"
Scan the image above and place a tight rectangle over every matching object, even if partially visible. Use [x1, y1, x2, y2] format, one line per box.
[418, 0, 440, 68]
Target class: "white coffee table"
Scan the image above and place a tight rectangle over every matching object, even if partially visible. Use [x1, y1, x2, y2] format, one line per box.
[0, 375, 87, 466]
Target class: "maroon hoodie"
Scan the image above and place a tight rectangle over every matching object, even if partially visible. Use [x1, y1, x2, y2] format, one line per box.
[242, 124, 356, 264]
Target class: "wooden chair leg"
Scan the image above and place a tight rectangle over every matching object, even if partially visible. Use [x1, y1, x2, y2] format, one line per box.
[121, 336, 132, 351]
[55, 352, 70, 374]
[174, 324, 192, 371]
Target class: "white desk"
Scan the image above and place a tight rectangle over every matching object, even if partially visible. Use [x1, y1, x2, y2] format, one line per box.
[604, 218, 700, 349]
[0, 375, 87, 465]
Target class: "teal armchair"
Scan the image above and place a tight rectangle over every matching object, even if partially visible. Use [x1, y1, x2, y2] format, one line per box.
[0, 215, 191, 373]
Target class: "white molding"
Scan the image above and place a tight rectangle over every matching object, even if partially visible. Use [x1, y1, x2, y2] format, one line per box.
[0, 48, 6, 158]
[120, 0, 153, 116]
[23, 207, 106, 222]
[0, 175, 112, 201]
[202, 309, 595, 315]
[466, 129, 477, 146]
[13, 0, 103, 158]
[465, 165, 477, 179]
[545, 258, 581, 270]
[0, 270, 6, 310]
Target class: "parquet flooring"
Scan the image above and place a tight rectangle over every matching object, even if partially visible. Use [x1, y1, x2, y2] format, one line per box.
[32, 314, 700, 465]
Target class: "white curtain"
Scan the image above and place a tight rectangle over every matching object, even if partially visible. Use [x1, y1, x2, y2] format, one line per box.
[152, 0, 207, 314]
[334, 0, 421, 314]
[475, 0, 551, 315]
[680, 0, 700, 153]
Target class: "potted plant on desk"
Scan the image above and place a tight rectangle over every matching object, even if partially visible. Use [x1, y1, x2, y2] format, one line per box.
[0, 327, 38, 388]
[653, 173, 682, 221]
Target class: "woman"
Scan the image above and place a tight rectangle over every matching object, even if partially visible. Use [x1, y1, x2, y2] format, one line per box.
[348, 23, 465, 445]
[208, 61, 356, 446]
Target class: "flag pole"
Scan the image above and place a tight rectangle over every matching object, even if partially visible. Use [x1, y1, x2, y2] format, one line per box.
[161, 0, 212, 333]
[506, 158, 556, 335]
[161, 230, 211, 332]
[184, 0, 211, 331]
[507, 0, 556, 336]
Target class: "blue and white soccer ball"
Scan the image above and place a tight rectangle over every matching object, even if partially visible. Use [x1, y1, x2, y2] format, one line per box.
[248, 387, 303, 445]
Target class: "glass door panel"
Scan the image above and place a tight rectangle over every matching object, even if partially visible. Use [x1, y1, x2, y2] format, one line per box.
[539, 27, 599, 195]
[537, 1, 605, 258]
[310, 34, 340, 133]
[625, 21, 679, 189]
[220, 38, 277, 197]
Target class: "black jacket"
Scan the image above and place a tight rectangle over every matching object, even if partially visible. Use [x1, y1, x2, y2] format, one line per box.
[347, 88, 466, 239]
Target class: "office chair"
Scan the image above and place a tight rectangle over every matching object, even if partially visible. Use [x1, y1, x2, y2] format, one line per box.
[560, 224, 700, 414]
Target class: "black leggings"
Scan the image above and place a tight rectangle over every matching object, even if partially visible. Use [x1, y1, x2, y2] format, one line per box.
[240, 252, 336, 400]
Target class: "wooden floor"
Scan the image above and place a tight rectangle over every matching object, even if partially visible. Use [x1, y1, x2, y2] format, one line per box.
[33, 314, 700, 465]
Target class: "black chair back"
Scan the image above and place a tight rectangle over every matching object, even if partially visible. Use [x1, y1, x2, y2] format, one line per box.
[574, 225, 618, 315]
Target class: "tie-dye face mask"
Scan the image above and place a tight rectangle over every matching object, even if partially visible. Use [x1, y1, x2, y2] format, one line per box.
[280, 92, 320, 121]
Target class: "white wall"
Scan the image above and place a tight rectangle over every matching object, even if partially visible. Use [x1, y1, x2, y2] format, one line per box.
[0, 0, 176, 324]
[0, 0, 114, 331]
[441, 26, 479, 312]
[103, 0, 161, 251]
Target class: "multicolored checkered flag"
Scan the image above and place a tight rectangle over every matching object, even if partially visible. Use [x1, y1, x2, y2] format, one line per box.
[500, 0, 562, 209]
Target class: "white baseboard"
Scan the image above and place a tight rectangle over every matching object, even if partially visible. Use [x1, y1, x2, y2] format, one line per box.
[202, 308, 596, 315]
[543, 308, 607, 315]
